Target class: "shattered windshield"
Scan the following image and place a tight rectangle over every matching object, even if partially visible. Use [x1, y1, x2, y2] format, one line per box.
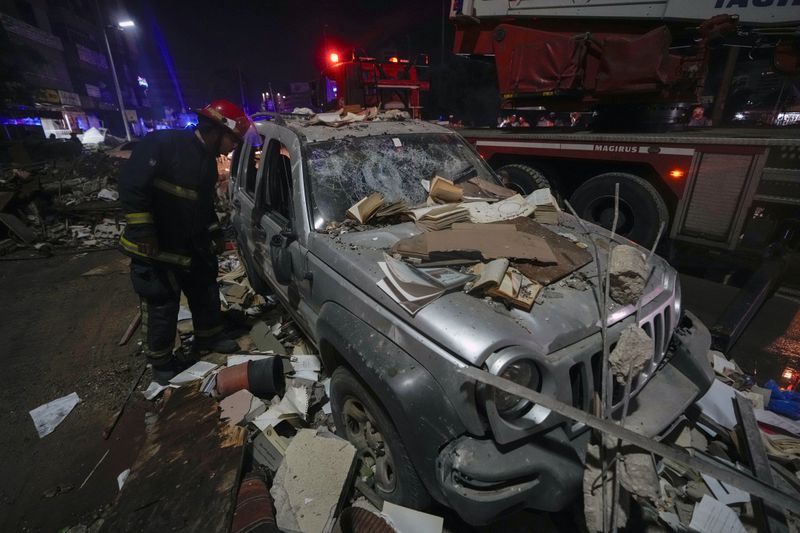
[305, 133, 499, 229]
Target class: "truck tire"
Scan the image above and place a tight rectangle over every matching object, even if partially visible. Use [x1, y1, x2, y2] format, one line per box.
[496, 163, 551, 195]
[330, 367, 431, 509]
[569, 172, 669, 247]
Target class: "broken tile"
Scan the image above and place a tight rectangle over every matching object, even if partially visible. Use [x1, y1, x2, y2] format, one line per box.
[270, 429, 357, 533]
[219, 390, 266, 427]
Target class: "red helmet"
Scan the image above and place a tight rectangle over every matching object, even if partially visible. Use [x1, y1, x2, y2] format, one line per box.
[197, 99, 252, 140]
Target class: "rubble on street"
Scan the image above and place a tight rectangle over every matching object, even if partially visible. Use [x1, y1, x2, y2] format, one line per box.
[0, 152, 125, 253]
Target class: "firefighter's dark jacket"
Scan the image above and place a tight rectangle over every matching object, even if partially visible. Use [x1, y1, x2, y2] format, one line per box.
[118, 129, 222, 267]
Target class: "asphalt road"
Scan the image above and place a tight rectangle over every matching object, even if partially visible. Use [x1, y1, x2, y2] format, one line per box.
[0, 249, 148, 532]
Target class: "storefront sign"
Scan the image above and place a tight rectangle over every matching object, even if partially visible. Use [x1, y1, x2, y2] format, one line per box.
[58, 90, 81, 106]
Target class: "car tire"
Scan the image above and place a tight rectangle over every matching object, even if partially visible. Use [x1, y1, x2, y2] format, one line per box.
[569, 172, 669, 247]
[330, 366, 431, 509]
[496, 163, 551, 195]
[236, 244, 271, 295]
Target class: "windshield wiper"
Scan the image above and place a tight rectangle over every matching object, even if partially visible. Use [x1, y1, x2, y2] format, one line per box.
[451, 164, 477, 184]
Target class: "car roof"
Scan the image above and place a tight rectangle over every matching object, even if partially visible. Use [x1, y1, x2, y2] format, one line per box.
[252, 115, 456, 144]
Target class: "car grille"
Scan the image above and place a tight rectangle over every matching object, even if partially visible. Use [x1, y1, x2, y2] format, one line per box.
[568, 291, 678, 413]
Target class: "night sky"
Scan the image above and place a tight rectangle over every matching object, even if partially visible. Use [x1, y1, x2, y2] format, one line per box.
[121, 0, 467, 118]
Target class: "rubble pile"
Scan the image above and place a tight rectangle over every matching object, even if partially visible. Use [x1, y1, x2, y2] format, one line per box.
[0, 153, 124, 253]
[593, 350, 800, 532]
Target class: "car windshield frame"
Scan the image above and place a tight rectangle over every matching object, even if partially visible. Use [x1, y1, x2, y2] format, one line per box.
[302, 132, 501, 230]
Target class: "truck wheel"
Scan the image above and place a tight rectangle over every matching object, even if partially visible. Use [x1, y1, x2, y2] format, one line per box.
[330, 366, 431, 509]
[569, 172, 669, 247]
[496, 163, 551, 195]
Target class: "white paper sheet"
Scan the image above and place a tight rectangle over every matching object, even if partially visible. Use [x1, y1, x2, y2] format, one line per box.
[227, 354, 271, 367]
[289, 355, 322, 372]
[689, 495, 746, 533]
[695, 379, 740, 430]
[754, 408, 800, 436]
[712, 353, 738, 375]
[168, 361, 218, 385]
[177, 306, 192, 321]
[29, 392, 81, 438]
[142, 381, 169, 400]
[117, 469, 131, 490]
[382, 501, 443, 533]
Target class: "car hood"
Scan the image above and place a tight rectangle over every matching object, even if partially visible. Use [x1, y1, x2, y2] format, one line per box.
[309, 218, 673, 367]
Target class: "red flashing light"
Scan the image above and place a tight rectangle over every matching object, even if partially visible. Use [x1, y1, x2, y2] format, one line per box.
[389, 56, 399, 63]
[669, 168, 685, 180]
[329, 52, 340, 64]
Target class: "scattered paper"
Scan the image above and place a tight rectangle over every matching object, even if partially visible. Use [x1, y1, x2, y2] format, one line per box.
[285, 386, 310, 418]
[29, 392, 81, 438]
[689, 495, 746, 533]
[289, 355, 321, 372]
[177, 306, 192, 321]
[464, 194, 535, 224]
[701, 474, 750, 505]
[695, 379, 739, 430]
[169, 361, 218, 385]
[117, 469, 131, 491]
[142, 381, 169, 401]
[227, 354, 271, 367]
[382, 501, 443, 533]
[755, 408, 800, 436]
[712, 353, 738, 375]
[252, 394, 301, 431]
[322, 402, 332, 414]
[291, 370, 319, 382]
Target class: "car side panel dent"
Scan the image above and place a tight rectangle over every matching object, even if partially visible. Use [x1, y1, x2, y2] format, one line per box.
[316, 301, 467, 503]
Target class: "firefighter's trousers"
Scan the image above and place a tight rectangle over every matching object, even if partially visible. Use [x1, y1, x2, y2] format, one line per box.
[129, 256, 223, 364]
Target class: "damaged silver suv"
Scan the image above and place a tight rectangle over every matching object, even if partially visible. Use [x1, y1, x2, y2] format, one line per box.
[230, 115, 714, 525]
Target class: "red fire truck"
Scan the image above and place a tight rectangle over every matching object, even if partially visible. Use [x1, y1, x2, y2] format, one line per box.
[314, 51, 430, 119]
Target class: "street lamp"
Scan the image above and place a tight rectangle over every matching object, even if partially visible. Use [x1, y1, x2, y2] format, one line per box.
[100, 18, 134, 140]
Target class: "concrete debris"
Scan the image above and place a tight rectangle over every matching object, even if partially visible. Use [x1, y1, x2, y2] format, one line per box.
[618, 448, 659, 501]
[608, 244, 648, 306]
[270, 428, 357, 533]
[381, 501, 443, 533]
[609, 325, 653, 384]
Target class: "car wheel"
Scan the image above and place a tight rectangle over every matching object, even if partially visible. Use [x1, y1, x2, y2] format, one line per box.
[569, 172, 669, 247]
[330, 366, 431, 509]
[496, 163, 551, 195]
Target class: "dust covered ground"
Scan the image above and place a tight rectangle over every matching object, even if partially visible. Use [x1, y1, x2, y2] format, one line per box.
[0, 249, 147, 532]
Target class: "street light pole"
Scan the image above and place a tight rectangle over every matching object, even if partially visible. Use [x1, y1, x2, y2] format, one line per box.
[101, 25, 132, 141]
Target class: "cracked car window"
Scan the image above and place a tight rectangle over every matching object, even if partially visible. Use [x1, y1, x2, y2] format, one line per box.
[305, 133, 498, 229]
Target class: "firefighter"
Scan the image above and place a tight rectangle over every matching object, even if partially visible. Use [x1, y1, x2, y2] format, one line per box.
[118, 100, 253, 384]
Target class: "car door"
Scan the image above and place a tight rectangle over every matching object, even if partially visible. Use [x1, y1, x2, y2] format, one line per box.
[253, 132, 316, 334]
[231, 134, 264, 261]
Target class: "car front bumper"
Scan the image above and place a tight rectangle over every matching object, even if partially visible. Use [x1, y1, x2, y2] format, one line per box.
[436, 311, 713, 525]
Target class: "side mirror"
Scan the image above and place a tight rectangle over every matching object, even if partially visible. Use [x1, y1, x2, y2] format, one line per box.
[269, 230, 294, 284]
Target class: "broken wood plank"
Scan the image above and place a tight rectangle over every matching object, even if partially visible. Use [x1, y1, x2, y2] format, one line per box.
[457, 365, 800, 515]
[118, 310, 141, 346]
[99, 386, 246, 532]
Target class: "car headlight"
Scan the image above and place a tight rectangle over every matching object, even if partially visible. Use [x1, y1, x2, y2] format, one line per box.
[493, 360, 541, 420]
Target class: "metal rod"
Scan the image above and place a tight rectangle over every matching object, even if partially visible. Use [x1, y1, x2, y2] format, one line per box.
[457, 365, 800, 515]
[79, 449, 110, 489]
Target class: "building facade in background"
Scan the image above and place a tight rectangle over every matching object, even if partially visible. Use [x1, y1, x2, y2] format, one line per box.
[0, 0, 178, 141]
